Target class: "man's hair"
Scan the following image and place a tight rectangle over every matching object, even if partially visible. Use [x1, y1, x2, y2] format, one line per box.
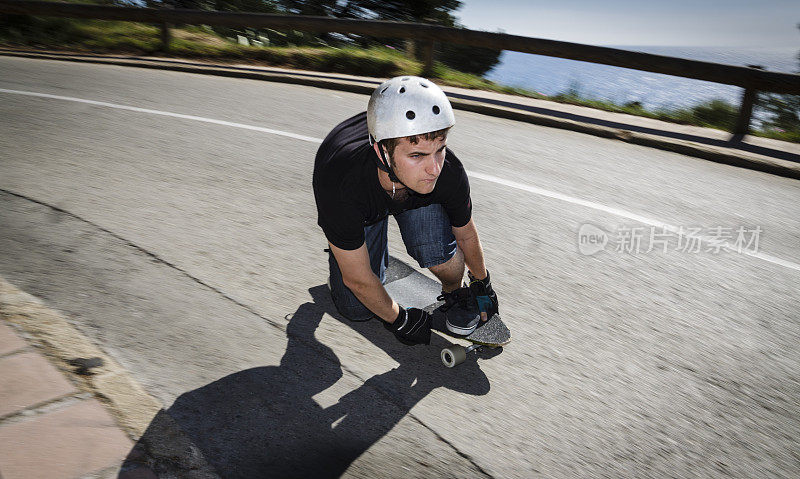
[381, 127, 451, 160]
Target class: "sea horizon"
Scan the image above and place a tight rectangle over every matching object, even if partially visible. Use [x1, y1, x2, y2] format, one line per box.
[484, 45, 798, 114]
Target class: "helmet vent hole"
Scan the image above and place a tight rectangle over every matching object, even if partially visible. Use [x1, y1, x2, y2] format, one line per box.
[420, 82, 429, 88]
[406, 110, 416, 120]
[432, 105, 440, 115]
[399, 86, 406, 93]
[381, 87, 388, 94]
[401, 77, 410, 81]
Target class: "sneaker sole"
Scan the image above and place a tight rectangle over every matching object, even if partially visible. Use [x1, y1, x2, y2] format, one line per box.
[445, 320, 478, 336]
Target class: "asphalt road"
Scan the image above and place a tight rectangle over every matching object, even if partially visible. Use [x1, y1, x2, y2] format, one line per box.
[1, 56, 799, 478]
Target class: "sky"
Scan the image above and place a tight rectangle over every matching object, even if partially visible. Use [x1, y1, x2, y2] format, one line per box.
[455, 0, 799, 48]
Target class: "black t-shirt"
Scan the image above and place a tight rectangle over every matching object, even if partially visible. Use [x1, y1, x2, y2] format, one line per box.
[313, 112, 472, 250]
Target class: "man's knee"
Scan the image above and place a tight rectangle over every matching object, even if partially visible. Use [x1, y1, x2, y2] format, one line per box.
[427, 246, 463, 273]
[396, 204, 457, 269]
[408, 239, 457, 269]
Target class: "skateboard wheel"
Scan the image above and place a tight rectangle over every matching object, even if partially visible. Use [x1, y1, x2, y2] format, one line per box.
[441, 345, 467, 368]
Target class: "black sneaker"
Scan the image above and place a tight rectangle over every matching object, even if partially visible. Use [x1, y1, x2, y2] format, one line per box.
[436, 287, 481, 336]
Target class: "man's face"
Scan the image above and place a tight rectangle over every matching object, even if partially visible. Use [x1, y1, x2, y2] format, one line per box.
[382, 135, 447, 194]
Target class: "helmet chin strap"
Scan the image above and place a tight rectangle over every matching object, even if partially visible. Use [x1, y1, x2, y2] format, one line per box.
[375, 140, 409, 190]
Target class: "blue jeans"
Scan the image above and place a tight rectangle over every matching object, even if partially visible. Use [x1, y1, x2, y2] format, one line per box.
[328, 204, 458, 321]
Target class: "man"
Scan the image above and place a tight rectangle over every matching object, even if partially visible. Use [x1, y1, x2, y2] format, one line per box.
[313, 76, 498, 346]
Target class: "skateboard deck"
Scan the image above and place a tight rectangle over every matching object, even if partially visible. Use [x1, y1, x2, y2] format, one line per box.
[426, 306, 512, 367]
[430, 312, 511, 347]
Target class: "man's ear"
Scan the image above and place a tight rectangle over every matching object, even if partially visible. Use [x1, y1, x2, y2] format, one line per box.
[373, 142, 392, 163]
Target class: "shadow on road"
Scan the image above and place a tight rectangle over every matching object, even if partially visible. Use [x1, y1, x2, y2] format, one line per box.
[123, 284, 490, 478]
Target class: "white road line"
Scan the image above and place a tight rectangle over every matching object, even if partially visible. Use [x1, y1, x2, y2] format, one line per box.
[3, 87, 799, 273]
[468, 171, 800, 272]
[0, 88, 324, 144]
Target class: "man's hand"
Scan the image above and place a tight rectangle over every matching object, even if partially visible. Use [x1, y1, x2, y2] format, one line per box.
[384, 307, 432, 345]
[468, 270, 499, 322]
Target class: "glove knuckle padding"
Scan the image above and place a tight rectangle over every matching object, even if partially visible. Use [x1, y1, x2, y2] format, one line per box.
[476, 296, 493, 312]
[388, 308, 432, 345]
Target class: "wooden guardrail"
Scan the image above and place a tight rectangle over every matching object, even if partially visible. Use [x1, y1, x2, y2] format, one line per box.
[1, 0, 799, 136]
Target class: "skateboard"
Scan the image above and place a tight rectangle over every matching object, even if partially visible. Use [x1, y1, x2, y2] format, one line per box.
[428, 309, 511, 368]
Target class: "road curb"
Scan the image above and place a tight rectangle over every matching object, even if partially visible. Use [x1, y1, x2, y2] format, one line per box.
[450, 97, 800, 181]
[0, 48, 377, 94]
[0, 276, 161, 438]
[1, 48, 799, 181]
[0, 275, 220, 478]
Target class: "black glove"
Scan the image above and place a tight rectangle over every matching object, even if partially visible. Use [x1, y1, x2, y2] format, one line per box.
[383, 307, 432, 346]
[468, 270, 499, 320]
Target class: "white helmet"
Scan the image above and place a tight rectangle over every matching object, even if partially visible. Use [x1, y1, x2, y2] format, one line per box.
[367, 76, 455, 144]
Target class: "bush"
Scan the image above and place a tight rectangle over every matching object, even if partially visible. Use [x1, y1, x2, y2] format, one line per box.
[689, 99, 738, 130]
[437, 42, 502, 76]
[2, 12, 797, 143]
[760, 93, 800, 132]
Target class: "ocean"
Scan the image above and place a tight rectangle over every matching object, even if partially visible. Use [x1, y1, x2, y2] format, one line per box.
[484, 46, 799, 112]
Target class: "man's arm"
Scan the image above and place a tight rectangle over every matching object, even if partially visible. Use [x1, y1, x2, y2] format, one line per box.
[328, 242, 400, 323]
[452, 218, 487, 280]
[453, 218, 499, 321]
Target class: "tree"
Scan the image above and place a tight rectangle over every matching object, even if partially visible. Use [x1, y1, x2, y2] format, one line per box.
[145, 0, 502, 75]
[337, 1, 501, 76]
[341, 0, 462, 24]
[436, 40, 502, 76]
[761, 93, 800, 132]
[278, 0, 338, 17]
[216, 0, 277, 13]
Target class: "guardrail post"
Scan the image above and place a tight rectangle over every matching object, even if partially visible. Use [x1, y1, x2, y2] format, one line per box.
[733, 65, 763, 138]
[160, 22, 171, 52]
[404, 39, 415, 58]
[421, 40, 435, 76]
